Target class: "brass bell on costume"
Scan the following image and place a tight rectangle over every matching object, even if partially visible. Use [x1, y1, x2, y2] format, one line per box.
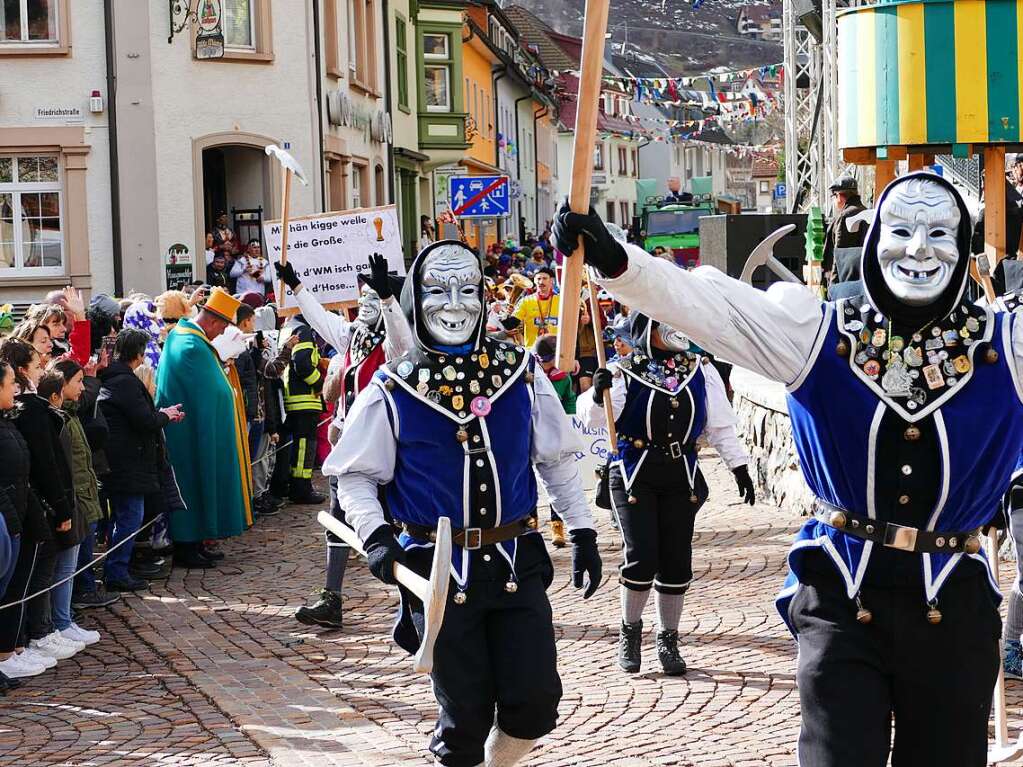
[986, 348, 1000, 364]
[855, 596, 872, 624]
[904, 425, 921, 442]
[926, 603, 942, 625]
[524, 372, 534, 384]
[828, 510, 848, 529]
[453, 591, 467, 605]
[456, 429, 469, 443]
[628, 495, 638, 505]
[690, 493, 698, 503]
[671, 399, 680, 409]
[836, 340, 850, 357]
[504, 580, 518, 593]
[384, 379, 396, 391]
[964, 535, 981, 555]
[632, 438, 646, 449]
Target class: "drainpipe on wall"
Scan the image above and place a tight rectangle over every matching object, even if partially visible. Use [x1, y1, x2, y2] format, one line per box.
[513, 92, 531, 242]
[532, 103, 548, 230]
[103, 0, 123, 294]
[492, 67, 506, 239]
[382, 0, 395, 204]
[312, 0, 327, 211]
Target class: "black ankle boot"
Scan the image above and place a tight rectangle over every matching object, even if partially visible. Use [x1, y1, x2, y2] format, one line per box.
[618, 620, 643, 673]
[295, 590, 343, 629]
[656, 629, 687, 676]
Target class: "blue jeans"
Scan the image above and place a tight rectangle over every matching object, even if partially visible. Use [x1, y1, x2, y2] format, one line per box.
[51, 543, 80, 631]
[74, 521, 97, 595]
[103, 494, 144, 583]
[0, 533, 21, 600]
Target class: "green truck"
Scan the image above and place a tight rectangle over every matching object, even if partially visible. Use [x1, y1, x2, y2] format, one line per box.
[634, 177, 716, 268]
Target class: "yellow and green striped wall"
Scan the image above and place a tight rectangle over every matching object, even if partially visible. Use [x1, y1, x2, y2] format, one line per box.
[838, 0, 1023, 148]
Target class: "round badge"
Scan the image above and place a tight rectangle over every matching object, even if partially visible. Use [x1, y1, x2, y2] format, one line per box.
[863, 360, 881, 377]
[397, 361, 414, 379]
[470, 396, 492, 417]
[664, 376, 679, 390]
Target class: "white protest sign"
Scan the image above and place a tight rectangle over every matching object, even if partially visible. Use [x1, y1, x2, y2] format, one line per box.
[264, 204, 405, 313]
[537, 415, 611, 507]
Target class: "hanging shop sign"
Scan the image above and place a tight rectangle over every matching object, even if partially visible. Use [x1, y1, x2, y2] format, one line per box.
[194, 0, 225, 60]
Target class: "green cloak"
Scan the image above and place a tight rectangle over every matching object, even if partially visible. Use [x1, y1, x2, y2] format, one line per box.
[156, 319, 252, 542]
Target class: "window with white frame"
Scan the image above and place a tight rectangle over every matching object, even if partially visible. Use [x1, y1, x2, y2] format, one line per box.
[0, 0, 58, 43]
[422, 33, 449, 59]
[351, 165, 363, 208]
[423, 30, 453, 113]
[0, 155, 64, 274]
[223, 0, 255, 50]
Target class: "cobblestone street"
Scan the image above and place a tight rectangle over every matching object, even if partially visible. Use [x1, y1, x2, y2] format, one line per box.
[1, 458, 1018, 767]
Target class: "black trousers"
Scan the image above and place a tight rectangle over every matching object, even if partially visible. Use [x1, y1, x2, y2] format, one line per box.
[286, 410, 320, 497]
[609, 459, 700, 594]
[0, 540, 38, 653]
[24, 539, 56, 642]
[793, 562, 1000, 766]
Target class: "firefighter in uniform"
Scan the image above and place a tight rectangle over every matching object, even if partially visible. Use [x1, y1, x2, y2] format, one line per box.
[577, 311, 753, 675]
[555, 173, 1023, 766]
[280, 313, 326, 505]
[325, 240, 602, 767]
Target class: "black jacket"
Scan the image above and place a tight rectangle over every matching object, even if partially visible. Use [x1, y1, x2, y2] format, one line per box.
[15, 393, 75, 541]
[78, 375, 110, 475]
[0, 413, 31, 538]
[98, 361, 170, 496]
[237, 345, 259, 422]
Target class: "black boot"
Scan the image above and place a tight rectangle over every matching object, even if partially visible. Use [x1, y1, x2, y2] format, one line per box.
[656, 629, 687, 676]
[295, 590, 343, 629]
[618, 620, 643, 673]
[173, 542, 215, 569]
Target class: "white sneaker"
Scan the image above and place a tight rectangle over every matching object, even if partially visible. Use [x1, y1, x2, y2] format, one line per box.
[0, 653, 46, 678]
[30, 632, 80, 660]
[61, 623, 100, 646]
[19, 647, 56, 669]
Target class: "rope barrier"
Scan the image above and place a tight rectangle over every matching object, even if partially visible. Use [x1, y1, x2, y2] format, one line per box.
[0, 414, 335, 612]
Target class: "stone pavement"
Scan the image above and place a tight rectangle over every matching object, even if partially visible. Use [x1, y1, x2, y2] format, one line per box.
[1, 458, 1020, 767]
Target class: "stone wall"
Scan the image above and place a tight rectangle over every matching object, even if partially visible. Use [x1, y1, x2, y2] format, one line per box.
[730, 367, 816, 517]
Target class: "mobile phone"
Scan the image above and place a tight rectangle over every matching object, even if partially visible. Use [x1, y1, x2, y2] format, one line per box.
[101, 335, 116, 357]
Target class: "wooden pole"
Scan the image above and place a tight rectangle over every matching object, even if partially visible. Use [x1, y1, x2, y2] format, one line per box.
[277, 167, 294, 308]
[586, 268, 618, 449]
[874, 159, 897, 199]
[985, 144, 1007, 284]
[555, 0, 611, 373]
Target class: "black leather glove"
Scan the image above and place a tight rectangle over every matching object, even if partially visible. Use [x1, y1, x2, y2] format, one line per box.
[591, 367, 613, 404]
[276, 260, 302, 291]
[364, 524, 405, 585]
[358, 253, 393, 300]
[570, 527, 602, 599]
[733, 465, 756, 506]
[552, 200, 628, 277]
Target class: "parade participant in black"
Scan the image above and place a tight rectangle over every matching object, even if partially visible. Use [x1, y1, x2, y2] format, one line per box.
[277, 255, 412, 629]
[555, 173, 1023, 767]
[327, 240, 602, 767]
[578, 311, 753, 675]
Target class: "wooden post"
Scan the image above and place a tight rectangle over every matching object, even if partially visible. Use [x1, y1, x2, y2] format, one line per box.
[985, 144, 1007, 277]
[907, 154, 929, 171]
[874, 159, 897, 198]
[276, 167, 294, 307]
[586, 268, 618, 450]
[555, 0, 611, 374]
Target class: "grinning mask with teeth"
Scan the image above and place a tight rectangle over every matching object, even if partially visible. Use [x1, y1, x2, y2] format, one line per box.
[876, 179, 961, 306]
[356, 284, 382, 328]
[418, 244, 483, 346]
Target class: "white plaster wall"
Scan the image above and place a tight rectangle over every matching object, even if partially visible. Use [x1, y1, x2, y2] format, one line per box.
[0, 0, 113, 298]
[146, 0, 319, 294]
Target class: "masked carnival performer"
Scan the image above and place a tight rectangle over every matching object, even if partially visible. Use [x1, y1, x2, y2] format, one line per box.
[275, 255, 412, 630]
[577, 311, 753, 675]
[325, 240, 602, 767]
[554, 173, 1023, 766]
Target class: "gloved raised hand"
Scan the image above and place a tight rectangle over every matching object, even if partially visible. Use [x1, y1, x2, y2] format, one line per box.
[276, 261, 302, 291]
[358, 253, 393, 300]
[591, 367, 613, 404]
[363, 524, 406, 585]
[552, 200, 628, 277]
[570, 528, 602, 599]
[733, 465, 756, 506]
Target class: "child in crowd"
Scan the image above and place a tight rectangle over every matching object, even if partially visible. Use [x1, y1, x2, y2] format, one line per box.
[533, 334, 576, 548]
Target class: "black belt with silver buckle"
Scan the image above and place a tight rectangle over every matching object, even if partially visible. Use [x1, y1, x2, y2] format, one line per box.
[621, 434, 691, 461]
[814, 507, 981, 555]
[403, 517, 538, 551]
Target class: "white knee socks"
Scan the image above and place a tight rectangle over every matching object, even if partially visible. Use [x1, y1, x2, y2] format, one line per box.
[484, 726, 537, 767]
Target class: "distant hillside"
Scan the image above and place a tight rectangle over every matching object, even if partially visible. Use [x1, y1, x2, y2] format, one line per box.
[509, 0, 783, 73]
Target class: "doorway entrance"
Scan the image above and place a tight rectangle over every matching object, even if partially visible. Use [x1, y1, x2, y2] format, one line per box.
[200, 145, 272, 249]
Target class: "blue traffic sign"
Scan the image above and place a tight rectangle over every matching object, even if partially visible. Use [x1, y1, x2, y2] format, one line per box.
[773, 182, 787, 200]
[449, 175, 511, 218]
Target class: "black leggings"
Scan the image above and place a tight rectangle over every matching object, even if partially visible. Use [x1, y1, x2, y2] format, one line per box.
[0, 540, 38, 653]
